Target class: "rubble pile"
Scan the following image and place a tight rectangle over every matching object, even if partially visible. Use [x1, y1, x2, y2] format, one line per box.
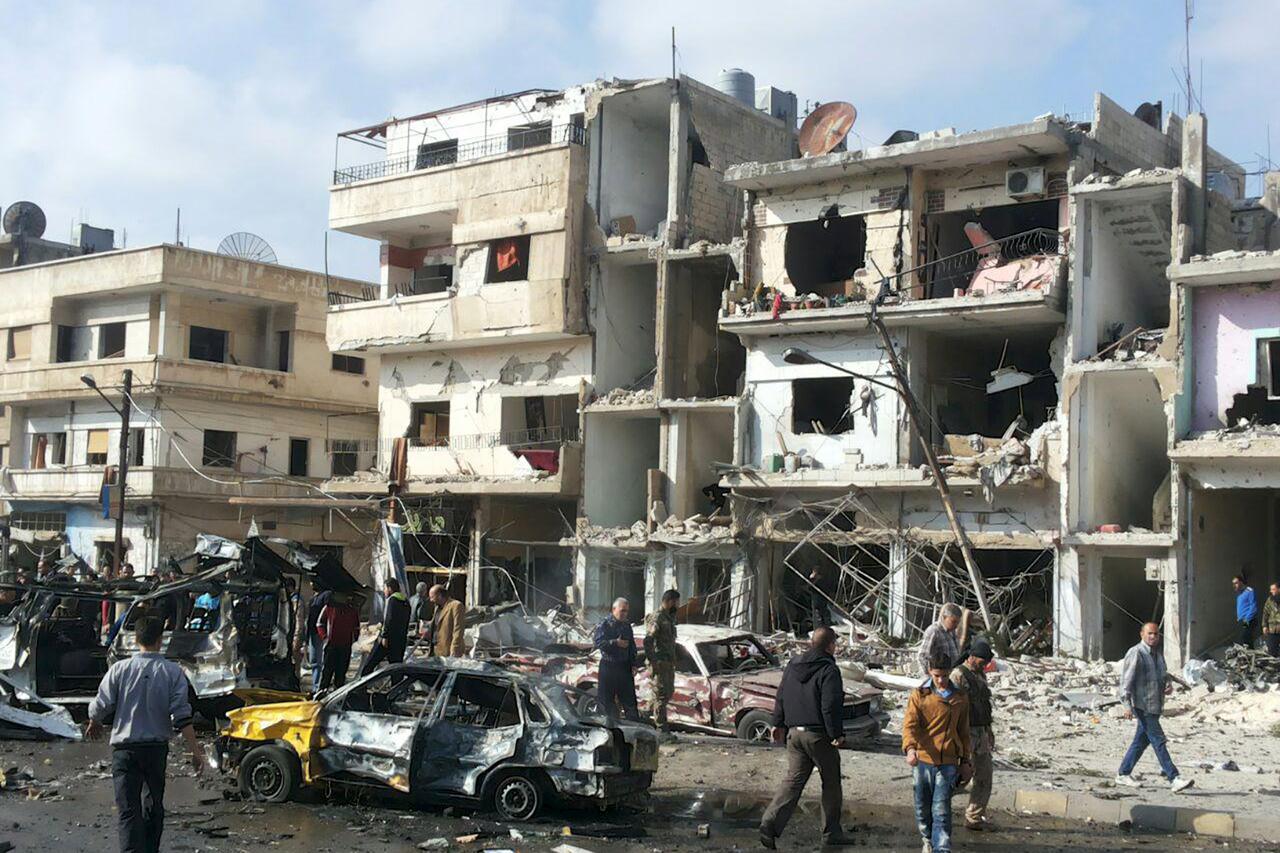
[1218, 645, 1280, 688]
[650, 512, 734, 545]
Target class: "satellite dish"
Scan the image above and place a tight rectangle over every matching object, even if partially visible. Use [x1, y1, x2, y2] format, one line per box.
[1134, 101, 1162, 130]
[217, 231, 277, 264]
[3, 201, 47, 238]
[798, 102, 857, 157]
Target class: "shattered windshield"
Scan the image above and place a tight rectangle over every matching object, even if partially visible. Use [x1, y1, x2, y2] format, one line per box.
[697, 636, 775, 675]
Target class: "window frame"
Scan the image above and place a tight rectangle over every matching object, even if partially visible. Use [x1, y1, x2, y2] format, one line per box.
[331, 354, 365, 375]
[98, 322, 127, 360]
[189, 326, 229, 364]
[85, 428, 110, 465]
[484, 235, 531, 284]
[202, 429, 237, 468]
[6, 325, 32, 361]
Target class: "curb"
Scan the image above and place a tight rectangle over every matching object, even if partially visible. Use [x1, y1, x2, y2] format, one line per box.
[1008, 788, 1267, 841]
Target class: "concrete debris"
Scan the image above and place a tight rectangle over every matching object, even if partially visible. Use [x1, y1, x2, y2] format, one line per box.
[467, 607, 592, 652]
[591, 386, 655, 407]
[0, 675, 80, 741]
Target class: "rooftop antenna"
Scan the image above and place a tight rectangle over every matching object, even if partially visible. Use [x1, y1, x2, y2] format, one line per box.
[1183, 0, 1197, 113]
[671, 26, 676, 79]
[175, 207, 181, 246]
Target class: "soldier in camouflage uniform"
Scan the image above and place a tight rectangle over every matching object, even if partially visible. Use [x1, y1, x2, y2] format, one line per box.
[647, 589, 680, 735]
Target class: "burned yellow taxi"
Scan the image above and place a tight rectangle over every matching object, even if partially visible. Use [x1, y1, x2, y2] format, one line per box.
[216, 659, 658, 820]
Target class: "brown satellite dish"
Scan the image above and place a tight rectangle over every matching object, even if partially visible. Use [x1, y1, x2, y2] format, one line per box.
[798, 101, 857, 157]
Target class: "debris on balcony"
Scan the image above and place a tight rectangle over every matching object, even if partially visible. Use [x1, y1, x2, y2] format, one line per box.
[959, 223, 1061, 297]
[1090, 326, 1165, 361]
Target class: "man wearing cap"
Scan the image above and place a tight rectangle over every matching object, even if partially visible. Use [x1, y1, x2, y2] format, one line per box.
[951, 637, 996, 831]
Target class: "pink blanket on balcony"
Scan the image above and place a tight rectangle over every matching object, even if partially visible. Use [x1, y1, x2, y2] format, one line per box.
[966, 254, 1059, 297]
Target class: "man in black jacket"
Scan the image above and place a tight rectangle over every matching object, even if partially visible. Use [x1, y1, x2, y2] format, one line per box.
[359, 578, 411, 676]
[759, 626, 854, 849]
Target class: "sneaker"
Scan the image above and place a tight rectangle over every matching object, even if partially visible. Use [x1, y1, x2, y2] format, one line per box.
[1171, 776, 1194, 793]
[759, 827, 777, 849]
[921, 841, 933, 853]
[1114, 774, 1142, 788]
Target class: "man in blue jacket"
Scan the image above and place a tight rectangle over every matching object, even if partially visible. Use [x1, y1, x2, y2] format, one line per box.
[1235, 575, 1259, 648]
[593, 597, 638, 721]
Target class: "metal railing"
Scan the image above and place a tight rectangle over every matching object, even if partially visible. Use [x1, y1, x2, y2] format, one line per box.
[327, 284, 381, 306]
[333, 123, 586, 186]
[407, 424, 579, 452]
[326, 278, 454, 307]
[902, 227, 1065, 297]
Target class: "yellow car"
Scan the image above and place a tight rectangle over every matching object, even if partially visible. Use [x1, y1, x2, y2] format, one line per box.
[216, 659, 658, 821]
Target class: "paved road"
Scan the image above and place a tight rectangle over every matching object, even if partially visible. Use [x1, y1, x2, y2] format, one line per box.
[0, 738, 1263, 852]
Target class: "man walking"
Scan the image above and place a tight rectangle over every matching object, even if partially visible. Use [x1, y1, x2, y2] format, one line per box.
[951, 637, 996, 831]
[759, 626, 854, 849]
[593, 597, 639, 721]
[316, 592, 361, 693]
[428, 584, 465, 657]
[1115, 622, 1193, 792]
[299, 586, 331, 691]
[918, 603, 963, 677]
[1234, 575, 1259, 647]
[360, 578, 410, 676]
[904, 656, 973, 853]
[409, 581, 431, 639]
[647, 589, 679, 735]
[1262, 582, 1280, 657]
[86, 616, 206, 853]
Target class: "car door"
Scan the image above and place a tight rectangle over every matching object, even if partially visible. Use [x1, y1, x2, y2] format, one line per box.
[315, 669, 444, 792]
[414, 672, 523, 798]
[668, 643, 714, 728]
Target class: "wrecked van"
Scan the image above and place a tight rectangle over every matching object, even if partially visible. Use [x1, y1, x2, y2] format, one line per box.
[216, 659, 658, 820]
[551, 624, 889, 743]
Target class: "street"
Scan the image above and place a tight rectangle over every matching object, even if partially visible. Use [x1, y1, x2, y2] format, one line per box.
[0, 737, 1264, 852]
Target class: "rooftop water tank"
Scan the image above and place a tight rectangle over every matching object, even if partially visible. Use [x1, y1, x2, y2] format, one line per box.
[715, 68, 756, 107]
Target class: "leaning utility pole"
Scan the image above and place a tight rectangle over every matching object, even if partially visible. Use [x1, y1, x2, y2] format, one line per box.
[868, 315, 995, 634]
[112, 369, 133, 577]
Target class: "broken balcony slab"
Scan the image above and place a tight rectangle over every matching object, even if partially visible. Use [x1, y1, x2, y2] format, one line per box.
[1168, 249, 1280, 286]
[720, 286, 1065, 337]
[724, 117, 1071, 191]
[721, 465, 1047, 492]
[1062, 531, 1174, 549]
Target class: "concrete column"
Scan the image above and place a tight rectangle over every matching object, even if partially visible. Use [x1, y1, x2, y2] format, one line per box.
[1158, 548, 1188, 670]
[1181, 113, 1207, 257]
[1056, 547, 1103, 658]
[729, 553, 751, 628]
[888, 539, 911, 639]
[468, 497, 489, 605]
[665, 80, 689, 248]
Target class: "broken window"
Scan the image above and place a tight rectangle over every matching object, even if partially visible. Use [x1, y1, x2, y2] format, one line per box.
[674, 644, 700, 675]
[7, 325, 31, 360]
[792, 377, 855, 434]
[343, 670, 444, 717]
[410, 401, 450, 446]
[1265, 339, 1280, 398]
[86, 429, 109, 465]
[330, 439, 359, 476]
[411, 263, 452, 295]
[507, 121, 551, 152]
[416, 139, 458, 169]
[55, 326, 76, 363]
[289, 437, 309, 477]
[130, 428, 145, 466]
[276, 330, 291, 372]
[202, 429, 237, 468]
[331, 354, 365, 375]
[697, 637, 775, 676]
[98, 322, 126, 359]
[189, 326, 228, 363]
[484, 235, 530, 284]
[520, 687, 548, 724]
[784, 210, 866, 297]
[32, 432, 67, 467]
[441, 675, 521, 728]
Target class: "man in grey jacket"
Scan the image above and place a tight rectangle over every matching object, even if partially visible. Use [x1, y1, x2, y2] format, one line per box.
[1115, 622, 1193, 793]
[918, 603, 963, 677]
[87, 616, 206, 853]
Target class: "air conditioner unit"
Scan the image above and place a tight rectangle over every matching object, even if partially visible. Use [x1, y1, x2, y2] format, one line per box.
[1006, 167, 1046, 198]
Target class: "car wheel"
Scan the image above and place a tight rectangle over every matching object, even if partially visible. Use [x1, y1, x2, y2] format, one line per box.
[736, 710, 774, 744]
[492, 772, 543, 821]
[238, 745, 300, 803]
[575, 689, 601, 717]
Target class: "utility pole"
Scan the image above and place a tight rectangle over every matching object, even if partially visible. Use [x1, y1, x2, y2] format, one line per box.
[868, 316, 995, 634]
[112, 369, 133, 576]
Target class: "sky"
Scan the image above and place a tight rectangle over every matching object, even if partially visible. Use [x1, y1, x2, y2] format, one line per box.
[0, 0, 1274, 282]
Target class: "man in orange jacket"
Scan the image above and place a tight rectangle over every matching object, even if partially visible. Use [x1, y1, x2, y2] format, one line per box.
[903, 656, 973, 853]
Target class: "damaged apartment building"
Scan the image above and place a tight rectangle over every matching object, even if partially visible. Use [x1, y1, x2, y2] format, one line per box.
[0, 244, 378, 576]
[324, 73, 794, 619]
[714, 93, 1274, 666]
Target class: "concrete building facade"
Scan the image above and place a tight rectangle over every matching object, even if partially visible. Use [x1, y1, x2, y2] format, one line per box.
[0, 245, 379, 577]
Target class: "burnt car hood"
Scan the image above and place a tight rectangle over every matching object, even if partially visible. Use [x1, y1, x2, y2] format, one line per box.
[721, 667, 883, 702]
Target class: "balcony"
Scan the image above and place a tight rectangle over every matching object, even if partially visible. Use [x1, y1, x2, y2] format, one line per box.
[0, 466, 329, 503]
[324, 426, 583, 497]
[723, 229, 1066, 337]
[333, 123, 586, 186]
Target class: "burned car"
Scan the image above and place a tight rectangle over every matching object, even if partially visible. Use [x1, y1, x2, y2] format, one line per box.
[551, 625, 888, 743]
[0, 535, 360, 717]
[216, 659, 658, 820]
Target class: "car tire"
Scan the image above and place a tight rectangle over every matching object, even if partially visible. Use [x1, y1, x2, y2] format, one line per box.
[491, 771, 544, 821]
[736, 710, 774, 744]
[238, 744, 300, 803]
[575, 688, 601, 717]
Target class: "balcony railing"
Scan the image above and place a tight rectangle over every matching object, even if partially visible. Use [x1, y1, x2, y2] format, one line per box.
[412, 424, 579, 451]
[327, 279, 452, 307]
[333, 123, 586, 186]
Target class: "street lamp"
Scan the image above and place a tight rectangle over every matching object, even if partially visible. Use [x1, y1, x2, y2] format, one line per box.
[782, 340, 995, 635]
[81, 370, 133, 578]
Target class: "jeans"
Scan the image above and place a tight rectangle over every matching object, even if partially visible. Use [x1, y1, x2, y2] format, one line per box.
[1238, 618, 1259, 647]
[112, 743, 168, 853]
[598, 663, 639, 721]
[1118, 709, 1178, 779]
[308, 634, 323, 688]
[913, 762, 957, 853]
[761, 729, 844, 841]
[965, 726, 994, 823]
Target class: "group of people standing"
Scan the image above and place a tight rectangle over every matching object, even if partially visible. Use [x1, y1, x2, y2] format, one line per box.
[296, 578, 466, 694]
